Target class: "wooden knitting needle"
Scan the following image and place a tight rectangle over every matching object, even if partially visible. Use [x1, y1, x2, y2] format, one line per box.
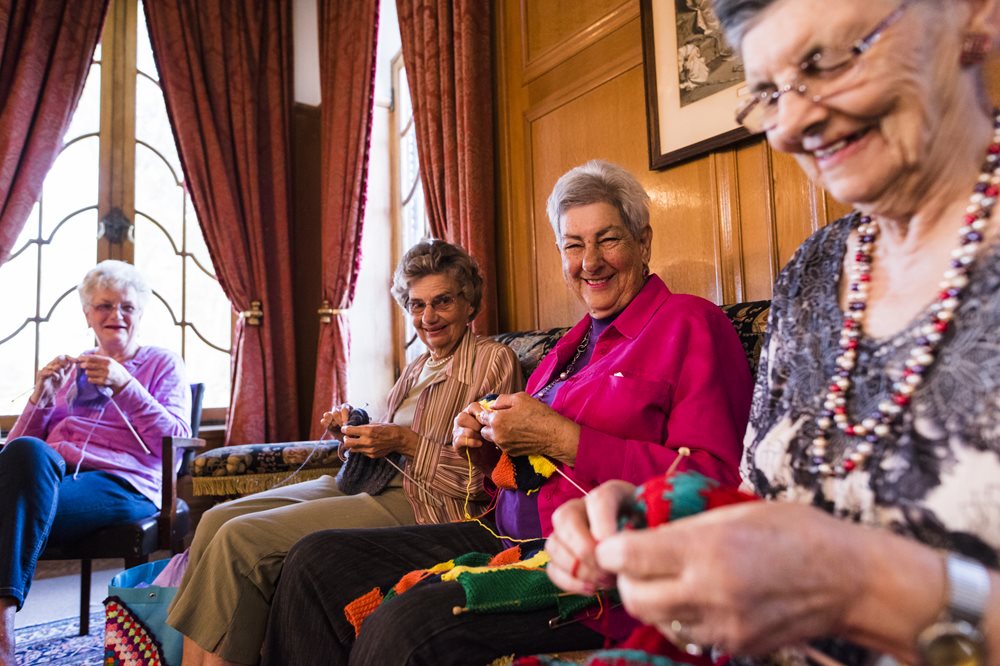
[550, 465, 590, 497]
[665, 447, 691, 477]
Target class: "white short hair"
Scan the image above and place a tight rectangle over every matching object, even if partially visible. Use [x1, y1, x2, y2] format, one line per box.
[78, 260, 152, 309]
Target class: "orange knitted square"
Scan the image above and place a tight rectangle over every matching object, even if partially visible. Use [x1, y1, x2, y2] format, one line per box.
[344, 587, 384, 637]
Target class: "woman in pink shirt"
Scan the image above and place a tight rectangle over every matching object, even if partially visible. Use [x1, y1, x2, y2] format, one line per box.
[261, 161, 752, 666]
[0, 260, 190, 663]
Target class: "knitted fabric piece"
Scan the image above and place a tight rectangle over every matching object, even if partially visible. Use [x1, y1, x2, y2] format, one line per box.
[514, 471, 758, 666]
[344, 587, 384, 638]
[70, 366, 113, 409]
[491, 453, 554, 494]
[104, 597, 167, 665]
[335, 408, 405, 496]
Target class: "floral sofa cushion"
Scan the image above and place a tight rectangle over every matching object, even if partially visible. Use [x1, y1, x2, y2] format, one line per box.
[190, 300, 770, 497]
[191, 441, 340, 496]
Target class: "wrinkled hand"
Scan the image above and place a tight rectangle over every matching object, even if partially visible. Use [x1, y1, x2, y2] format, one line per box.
[453, 404, 488, 451]
[546, 480, 634, 595]
[475, 392, 581, 464]
[341, 422, 419, 459]
[321, 403, 353, 438]
[30, 355, 77, 406]
[78, 354, 133, 394]
[594, 502, 865, 655]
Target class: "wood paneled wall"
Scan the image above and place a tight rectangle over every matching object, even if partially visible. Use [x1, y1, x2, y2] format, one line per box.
[493, 0, 997, 331]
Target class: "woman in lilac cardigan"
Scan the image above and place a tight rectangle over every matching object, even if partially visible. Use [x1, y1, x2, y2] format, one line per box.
[0, 260, 190, 662]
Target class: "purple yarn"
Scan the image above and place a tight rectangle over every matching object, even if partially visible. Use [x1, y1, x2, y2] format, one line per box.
[70, 367, 113, 409]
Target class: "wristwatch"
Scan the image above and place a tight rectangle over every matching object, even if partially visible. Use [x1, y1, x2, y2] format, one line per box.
[917, 553, 991, 666]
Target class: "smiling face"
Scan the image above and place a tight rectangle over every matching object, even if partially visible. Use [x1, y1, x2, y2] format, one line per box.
[407, 273, 474, 360]
[559, 201, 652, 319]
[83, 286, 143, 358]
[741, 0, 978, 212]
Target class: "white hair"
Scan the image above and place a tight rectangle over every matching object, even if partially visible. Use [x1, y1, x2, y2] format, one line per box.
[78, 260, 152, 309]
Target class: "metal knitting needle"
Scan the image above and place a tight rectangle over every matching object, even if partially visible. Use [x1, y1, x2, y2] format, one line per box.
[107, 398, 152, 455]
[382, 456, 446, 507]
[8, 386, 33, 403]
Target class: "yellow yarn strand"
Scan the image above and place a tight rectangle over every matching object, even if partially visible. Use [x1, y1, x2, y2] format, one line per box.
[463, 448, 539, 544]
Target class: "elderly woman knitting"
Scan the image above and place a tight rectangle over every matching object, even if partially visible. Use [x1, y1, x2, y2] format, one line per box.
[0, 260, 190, 663]
[167, 240, 521, 666]
[260, 160, 753, 665]
[547, 1, 1000, 664]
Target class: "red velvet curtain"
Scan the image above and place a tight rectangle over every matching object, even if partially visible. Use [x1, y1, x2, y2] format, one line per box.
[396, 0, 497, 333]
[0, 0, 109, 264]
[144, 0, 298, 445]
[309, 0, 380, 438]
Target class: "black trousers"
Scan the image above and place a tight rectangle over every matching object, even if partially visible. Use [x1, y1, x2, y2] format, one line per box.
[261, 521, 603, 665]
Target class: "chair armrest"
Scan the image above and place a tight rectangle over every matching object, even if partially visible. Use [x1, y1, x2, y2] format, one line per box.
[167, 436, 208, 451]
[159, 435, 208, 552]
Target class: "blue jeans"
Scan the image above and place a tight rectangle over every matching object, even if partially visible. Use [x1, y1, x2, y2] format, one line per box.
[0, 437, 157, 608]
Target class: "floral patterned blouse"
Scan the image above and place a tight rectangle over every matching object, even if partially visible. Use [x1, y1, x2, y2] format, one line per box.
[739, 213, 1000, 664]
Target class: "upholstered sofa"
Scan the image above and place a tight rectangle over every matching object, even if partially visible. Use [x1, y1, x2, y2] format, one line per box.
[189, 300, 770, 498]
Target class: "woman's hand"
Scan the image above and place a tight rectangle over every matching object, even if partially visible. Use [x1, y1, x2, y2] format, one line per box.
[594, 502, 871, 656]
[453, 403, 487, 451]
[476, 392, 581, 464]
[341, 423, 420, 459]
[545, 480, 634, 595]
[78, 354, 133, 394]
[321, 403, 353, 438]
[30, 355, 77, 406]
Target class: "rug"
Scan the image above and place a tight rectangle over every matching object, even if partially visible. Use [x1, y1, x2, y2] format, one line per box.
[15, 612, 104, 665]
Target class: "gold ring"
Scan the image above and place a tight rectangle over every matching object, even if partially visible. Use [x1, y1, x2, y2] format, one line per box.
[669, 620, 703, 656]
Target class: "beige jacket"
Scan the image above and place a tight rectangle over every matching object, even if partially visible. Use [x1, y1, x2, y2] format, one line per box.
[382, 329, 522, 524]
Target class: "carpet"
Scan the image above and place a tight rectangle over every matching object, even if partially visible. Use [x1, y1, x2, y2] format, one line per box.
[15, 612, 104, 665]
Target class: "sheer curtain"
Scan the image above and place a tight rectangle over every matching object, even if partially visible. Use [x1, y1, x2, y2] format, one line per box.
[144, 0, 298, 444]
[0, 0, 109, 264]
[309, 0, 380, 437]
[396, 0, 498, 333]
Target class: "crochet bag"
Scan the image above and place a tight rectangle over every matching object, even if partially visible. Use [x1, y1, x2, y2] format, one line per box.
[103, 559, 182, 666]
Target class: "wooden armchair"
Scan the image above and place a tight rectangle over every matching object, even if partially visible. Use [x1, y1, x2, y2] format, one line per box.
[39, 383, 206, 635]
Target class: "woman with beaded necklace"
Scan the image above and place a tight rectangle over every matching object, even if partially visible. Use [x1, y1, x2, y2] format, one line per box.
[546, 0, 1000, 664]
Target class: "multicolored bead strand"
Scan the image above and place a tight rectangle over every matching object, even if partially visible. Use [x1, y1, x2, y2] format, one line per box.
[810, 110, 1000, 479]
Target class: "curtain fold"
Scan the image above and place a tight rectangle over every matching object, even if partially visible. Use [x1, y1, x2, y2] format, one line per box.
[0, 0, 109, 264]
[144, 0, 298, 445]
[309, 0, 380, 438]
[396, 0, 497, 333]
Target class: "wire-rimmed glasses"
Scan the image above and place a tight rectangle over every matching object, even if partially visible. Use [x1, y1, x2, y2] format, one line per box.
[734, 0, 913, 134]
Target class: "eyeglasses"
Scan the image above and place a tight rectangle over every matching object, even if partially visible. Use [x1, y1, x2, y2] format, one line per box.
[406, 293, 458, 316]
[734, 0, 912, 134]
[89, 302, 139, 316]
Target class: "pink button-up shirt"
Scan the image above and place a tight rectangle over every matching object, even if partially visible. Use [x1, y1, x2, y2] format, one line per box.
[517, 275, 753, 537]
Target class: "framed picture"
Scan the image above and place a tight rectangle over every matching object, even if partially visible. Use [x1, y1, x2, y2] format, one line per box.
[641, 0, 753, 169]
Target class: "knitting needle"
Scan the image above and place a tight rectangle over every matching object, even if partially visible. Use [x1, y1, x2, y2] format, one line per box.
[106, 398, 152, 455]
[550, 465, 590, 497]
[665, 446, 691, 477]
[7, 386, 33, 403]
[382, 456, 446, 508]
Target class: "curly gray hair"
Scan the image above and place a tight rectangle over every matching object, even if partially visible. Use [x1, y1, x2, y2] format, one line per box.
[78, 260, 152, 310]
[545, 160, 650, 242]
[391, 240, 483, 319]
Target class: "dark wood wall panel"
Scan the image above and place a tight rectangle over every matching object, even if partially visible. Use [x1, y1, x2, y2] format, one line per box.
[495, 0, 1000, 332]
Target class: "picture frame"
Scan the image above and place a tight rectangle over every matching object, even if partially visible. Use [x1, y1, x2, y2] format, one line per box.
[640, 0, 753, 169]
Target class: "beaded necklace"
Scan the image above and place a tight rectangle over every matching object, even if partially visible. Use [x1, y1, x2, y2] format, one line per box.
[532, 325, 592, 399]
[810, 111, 1000, 480]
